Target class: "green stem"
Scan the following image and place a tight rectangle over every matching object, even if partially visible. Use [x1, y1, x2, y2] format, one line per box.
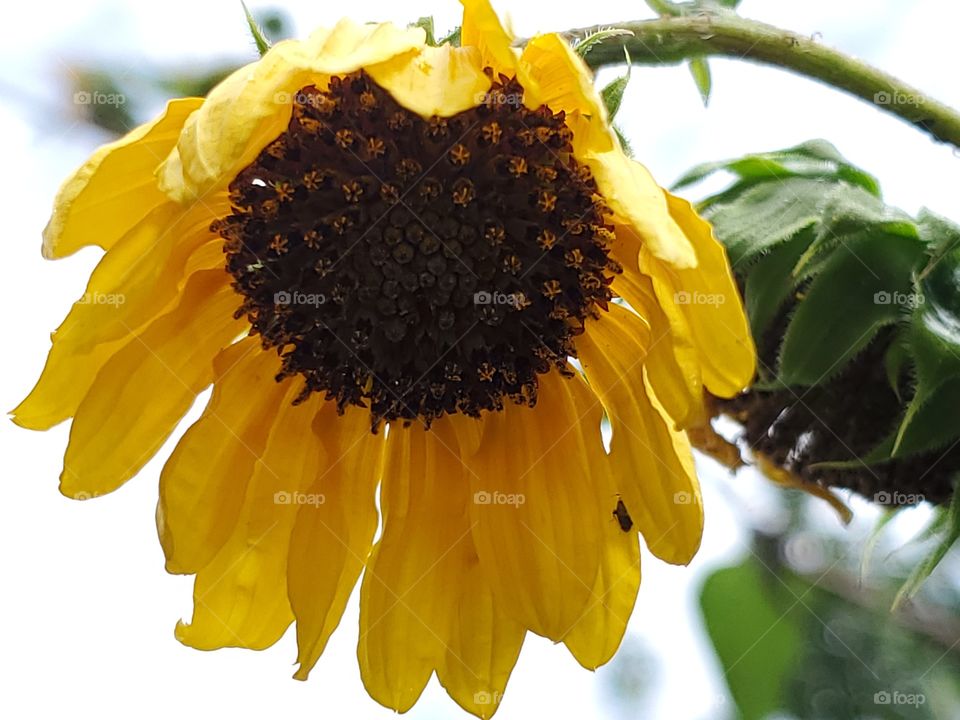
[572, 12, 960, 149]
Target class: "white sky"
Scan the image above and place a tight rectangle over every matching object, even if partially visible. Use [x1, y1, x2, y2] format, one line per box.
[1, 1, 957, 719]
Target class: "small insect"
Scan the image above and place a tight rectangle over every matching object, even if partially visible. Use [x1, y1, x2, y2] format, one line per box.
[612, 498, 633, 532]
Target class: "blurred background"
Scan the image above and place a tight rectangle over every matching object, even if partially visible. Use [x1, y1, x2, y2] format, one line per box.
[1, 1, 959, 718]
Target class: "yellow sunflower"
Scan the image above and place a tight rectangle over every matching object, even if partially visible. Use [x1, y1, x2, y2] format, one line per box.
[14, 0, 754, 716]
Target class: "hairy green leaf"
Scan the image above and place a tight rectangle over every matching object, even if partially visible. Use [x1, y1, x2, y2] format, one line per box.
[893, 485, 960, 610]
[705, 177, 826, 266]
[744, 228, 813, 344]
[600, 49, 631, 120]
[241, 0, 272, 57]
[778, 233, 924, 386]
[688, 57, 712, 106]
[894, 248, 960, 456]
[674, 140, 880, 196]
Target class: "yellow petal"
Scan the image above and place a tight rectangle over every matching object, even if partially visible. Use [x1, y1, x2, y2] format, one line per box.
[578, 305, 704, 565]
[158, 20, 425, 203]
[448, 412, 486, 460]
[366, 43, 491, 117]
[610, 226, 705, 429]
[158, 339, 289, 574]
[176, 390, 325, 650]
[640, 192, 756, 397]
[562, 522, 641, 670]
[13, 200, 226, 430]
[12, 336, 129, 432]
[582, 149, 697, 269]
[518, 33, 609, 137]
[460, 0, 518, 75]
[289, 404, 385, 679]
[42, 97, 202, 259]
[358, 422, 456, 711]
[436, 552, 525, 720]
[60, 269, 243, 499]
[462, 372, 604, 641]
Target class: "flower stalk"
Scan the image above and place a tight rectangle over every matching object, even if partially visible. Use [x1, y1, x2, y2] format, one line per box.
[571, 12, 960, 149]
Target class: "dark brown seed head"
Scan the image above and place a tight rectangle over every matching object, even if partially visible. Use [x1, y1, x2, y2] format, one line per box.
[215, 71, 619, 430]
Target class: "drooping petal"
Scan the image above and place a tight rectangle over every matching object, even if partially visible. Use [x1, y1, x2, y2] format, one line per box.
[358, 421, 470, 712]
[581, 147, 697, 269]
[578, 305, 704, 565]
[176, 390, 325, 650]
[42, 97, 203, 259]
[562, 517, 641, 669]
[157, 339, 289, 574]
[366, 43, 490, 118]
[518, 33, 608, 139]
[13, 200, 227, 430]
[60, 269, 244, 499]
[436, 552, 525, 719]
[434, 416, 525, 719]
[462, 372, 604, 641]
[544, 370, 641, 671]
[158, 20, 425, 203]
[610, 225, 704, 429]
[460, 0, 518, 76]
[640, 191, 756, 397]
[288, 404, 384, 680]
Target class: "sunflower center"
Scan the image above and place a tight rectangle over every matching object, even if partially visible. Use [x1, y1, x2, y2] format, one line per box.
[214, 70, 619, 429]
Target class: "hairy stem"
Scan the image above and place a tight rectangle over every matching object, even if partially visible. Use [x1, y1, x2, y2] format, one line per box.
[570, 12, 960, 148]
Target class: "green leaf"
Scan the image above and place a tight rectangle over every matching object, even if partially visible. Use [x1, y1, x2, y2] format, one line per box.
[778, 233, 925, 386]
[241, 0, 272, 57]
[705, 177, 826, 266]
[792, 183, 918, 279]
[574, 28, 634, 59]
[688, 57, 712, 106]
[917, 208, 960, 276]
[893, 485, 960, 610]
[895, 378, 960, 457]
[859, 507, 900, 581]
[700, 559, 804, 720]
[883, 332, 911, 400]
[743, 228, 814, 343]
[893, 247, 960, 456]
[674, 140, 880, 196]
[600, 49, 631, 120]
[409, 16, 437, 46]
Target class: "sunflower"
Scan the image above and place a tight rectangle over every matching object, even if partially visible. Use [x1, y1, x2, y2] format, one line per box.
[14, 0, 754, 716]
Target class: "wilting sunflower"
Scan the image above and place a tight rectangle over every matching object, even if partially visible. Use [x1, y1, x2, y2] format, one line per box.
[14, 0, 754, 716]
